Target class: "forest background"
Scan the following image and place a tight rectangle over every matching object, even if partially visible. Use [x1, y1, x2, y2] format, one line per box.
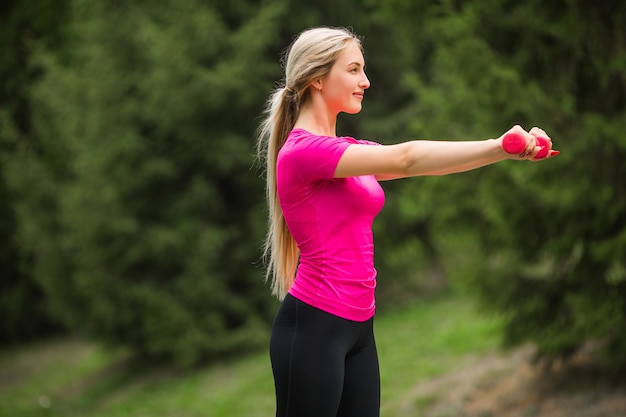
[1, 0, 625, 376]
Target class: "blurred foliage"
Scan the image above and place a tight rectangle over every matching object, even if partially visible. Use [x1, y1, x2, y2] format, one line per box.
[2, 0, 285, 364]
[0, 0, 70, 343]
[0, 0, 624, 368]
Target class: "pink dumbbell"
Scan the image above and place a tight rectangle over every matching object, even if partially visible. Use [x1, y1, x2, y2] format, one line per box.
[502, 132, 549, 159]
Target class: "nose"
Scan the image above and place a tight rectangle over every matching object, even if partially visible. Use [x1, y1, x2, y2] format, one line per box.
[360, 73, 370, 89]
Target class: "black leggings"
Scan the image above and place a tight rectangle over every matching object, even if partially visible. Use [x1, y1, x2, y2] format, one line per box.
[270, 294, 380, 417]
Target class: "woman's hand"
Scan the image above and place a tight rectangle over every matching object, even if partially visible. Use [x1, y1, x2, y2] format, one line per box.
[499, 125, 560, 161]
[528, 126, 560, 160]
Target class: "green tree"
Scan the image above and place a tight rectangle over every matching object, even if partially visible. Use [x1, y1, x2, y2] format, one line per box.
[0, 0, 70, 343]
[467, 0, 626, 369]
[6, 0, 286, 365]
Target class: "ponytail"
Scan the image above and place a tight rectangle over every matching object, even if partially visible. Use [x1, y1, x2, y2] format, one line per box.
[256, 86, 300, 299]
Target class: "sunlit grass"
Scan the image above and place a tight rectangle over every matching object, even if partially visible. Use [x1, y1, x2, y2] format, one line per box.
[0, 293, 502, 417]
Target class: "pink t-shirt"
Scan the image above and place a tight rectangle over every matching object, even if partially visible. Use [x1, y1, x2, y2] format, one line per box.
[277, 128, 385, 321]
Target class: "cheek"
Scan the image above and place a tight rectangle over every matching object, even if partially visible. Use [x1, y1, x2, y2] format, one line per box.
[333, 80, 353, 100]
[324, 86, 346, 107]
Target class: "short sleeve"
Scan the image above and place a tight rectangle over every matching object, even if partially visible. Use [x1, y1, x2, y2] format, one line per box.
[279, 130, 352, 183]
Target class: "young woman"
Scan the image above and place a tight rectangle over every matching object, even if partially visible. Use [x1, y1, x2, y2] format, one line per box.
[256, 26, 558, 417]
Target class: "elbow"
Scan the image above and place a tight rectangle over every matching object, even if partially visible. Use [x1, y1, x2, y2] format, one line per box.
[401, 141, 422, 176]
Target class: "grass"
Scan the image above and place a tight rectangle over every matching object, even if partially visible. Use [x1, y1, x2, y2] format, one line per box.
[376, 294, 503, 416]
[0, 293, 503, 417]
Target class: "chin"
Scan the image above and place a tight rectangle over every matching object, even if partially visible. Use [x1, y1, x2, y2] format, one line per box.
[345, 105, 363, 115]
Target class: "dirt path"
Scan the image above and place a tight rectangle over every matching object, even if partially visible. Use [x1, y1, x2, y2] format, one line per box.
[400, 344, 626, 417]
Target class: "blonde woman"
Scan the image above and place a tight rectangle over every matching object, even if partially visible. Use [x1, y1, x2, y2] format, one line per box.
[257, 26, 558, 417]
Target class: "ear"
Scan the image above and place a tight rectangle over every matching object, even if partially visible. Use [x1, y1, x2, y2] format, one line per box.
[312, 79, 323, 91]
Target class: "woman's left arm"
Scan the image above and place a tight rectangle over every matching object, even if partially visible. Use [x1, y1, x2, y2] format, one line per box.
[335, 125, 557, 180]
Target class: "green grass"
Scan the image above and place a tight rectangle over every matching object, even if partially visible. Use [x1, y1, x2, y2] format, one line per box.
[376, 294, 503, 416]
[0, 293, 503, 417]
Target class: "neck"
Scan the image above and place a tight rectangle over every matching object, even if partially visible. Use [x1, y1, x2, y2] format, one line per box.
[293, 94, 337, 137]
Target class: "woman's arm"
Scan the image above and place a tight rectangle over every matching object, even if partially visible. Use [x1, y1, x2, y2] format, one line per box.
[334, 125, 555, 180]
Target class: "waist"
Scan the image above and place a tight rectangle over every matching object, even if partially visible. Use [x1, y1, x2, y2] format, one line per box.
[289, 271, 377, 322]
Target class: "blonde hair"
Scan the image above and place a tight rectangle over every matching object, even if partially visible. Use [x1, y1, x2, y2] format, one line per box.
[256, 27, 362, 299]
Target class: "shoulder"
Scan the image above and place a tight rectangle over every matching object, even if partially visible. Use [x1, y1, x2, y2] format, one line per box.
[280, 129, 350, 160]
[285, 129, 379, 151]
[288, 128, 355, 146]
[279, 130, 364, 181]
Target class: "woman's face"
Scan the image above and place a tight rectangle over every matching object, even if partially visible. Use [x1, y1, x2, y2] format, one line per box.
[319, 41, 370, 115]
